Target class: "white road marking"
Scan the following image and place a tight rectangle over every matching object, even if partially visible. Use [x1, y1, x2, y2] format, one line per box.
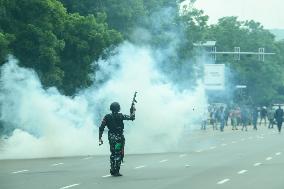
[82, 157, 92, 160]
[102, 174, 111, 178]
[210, 146, 217, 150]
[195, 150, 203, 153]
[276, 152, 282, 156]
[159, 159, 168, 163]
[179, 154, 187, 158]
[266, 157, 273, 161]
[221, 143, 227, 146]
[232, 141, 237, 144]
[12, 170, 29, 174]
[254, 163, 262, 167]
[59, 183, 80, 189]
[238, 170, 248, 174]
[135, 165, 146, 169]
[52, 163, 64, 166]
[185, 164, 191, 167]
[217, 179, 230, 185]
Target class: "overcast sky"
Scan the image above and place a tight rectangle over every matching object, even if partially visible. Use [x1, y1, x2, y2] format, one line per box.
[183, 0, 284, 29]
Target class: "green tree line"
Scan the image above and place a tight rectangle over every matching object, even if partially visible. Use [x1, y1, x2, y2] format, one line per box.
[204, 17, 284, 105]
[0, 0, 122, 94]
[0, 0, 284, 104]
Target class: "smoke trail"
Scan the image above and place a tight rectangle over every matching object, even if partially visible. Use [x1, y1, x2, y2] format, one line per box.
[0, 56, 103, 159]
[0, 5, 209, 159]
[86, 42, 208, 153]
[0, 41, 207, 159]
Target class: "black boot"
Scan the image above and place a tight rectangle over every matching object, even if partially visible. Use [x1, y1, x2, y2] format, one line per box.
[113, 172, 123, 177]
[110, 169, 116, 176]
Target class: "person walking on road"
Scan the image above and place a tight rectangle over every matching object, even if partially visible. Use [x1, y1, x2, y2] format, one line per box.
[241, 106, 249, 131]
[267, 107, 275, 129]
[252, 107, 258, 130]
[99, 102, 135, 176]
[224, 107, 230, 127]
[209, 106, 218, 130]
[259, 106, 268, 126]
[219, 106, 226, 132]
[274, 105, 283, 134]
[231, 108, 238, 130]
[201, 109, 208, 130]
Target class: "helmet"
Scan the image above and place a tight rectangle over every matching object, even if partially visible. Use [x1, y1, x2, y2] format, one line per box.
[110, 102, 120, 112]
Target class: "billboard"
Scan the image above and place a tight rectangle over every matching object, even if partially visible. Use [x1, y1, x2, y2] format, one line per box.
[204, 64, 225, 90]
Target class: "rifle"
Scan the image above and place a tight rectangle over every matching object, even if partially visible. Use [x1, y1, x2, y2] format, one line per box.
[130, 91, 137, 118]
[121, 92, 137, 162]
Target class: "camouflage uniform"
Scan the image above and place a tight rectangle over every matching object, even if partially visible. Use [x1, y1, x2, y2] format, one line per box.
[99, 112, 134, 175]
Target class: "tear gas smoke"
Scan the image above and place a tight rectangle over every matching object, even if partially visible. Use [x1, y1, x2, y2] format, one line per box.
[0, 42, 207, 159]
[85, 42, 208, 154]
[0, 5, 209, 159]
[0, 56, 101, 158]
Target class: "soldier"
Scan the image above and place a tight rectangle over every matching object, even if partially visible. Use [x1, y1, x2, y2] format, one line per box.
[99, 102, 135, 176]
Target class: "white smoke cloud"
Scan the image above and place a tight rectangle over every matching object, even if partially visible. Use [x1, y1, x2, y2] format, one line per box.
[0, 57, 104, 159]
[89, 42, 208, 153]
[0, 42, 208, 159]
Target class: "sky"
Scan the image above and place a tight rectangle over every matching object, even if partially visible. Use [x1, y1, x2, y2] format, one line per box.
[181, 0, 284, 29]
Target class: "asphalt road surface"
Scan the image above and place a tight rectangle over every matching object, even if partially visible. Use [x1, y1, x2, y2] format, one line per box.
[1, 126, 284, 189]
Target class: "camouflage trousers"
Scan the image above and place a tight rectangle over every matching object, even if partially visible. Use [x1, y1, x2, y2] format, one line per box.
[108, 132, 125, 174]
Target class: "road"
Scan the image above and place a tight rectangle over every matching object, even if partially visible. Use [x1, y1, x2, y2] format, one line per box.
[0, 126, 283, 189]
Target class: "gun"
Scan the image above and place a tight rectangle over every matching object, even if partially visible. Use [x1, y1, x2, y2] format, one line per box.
[130, 91, 137, 118]
[121, 93, 137, 162]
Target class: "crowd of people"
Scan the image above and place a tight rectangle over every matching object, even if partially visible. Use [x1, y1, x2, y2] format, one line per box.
[201, 104, 284, 133]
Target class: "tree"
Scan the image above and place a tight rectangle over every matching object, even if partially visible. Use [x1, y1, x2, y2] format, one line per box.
[60, 13, 122, 94]
[180, 8, 209, 53]
[0, 32, 14, 64]
[60, 0, 145, 37]
[59, 0, 182, 38]
[1, 0, 67, 87]
[0, 0, 122, 94]
[206, 17, 284, 104]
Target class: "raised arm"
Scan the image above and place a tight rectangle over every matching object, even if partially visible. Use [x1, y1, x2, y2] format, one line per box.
[123, 114, 135, 121]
